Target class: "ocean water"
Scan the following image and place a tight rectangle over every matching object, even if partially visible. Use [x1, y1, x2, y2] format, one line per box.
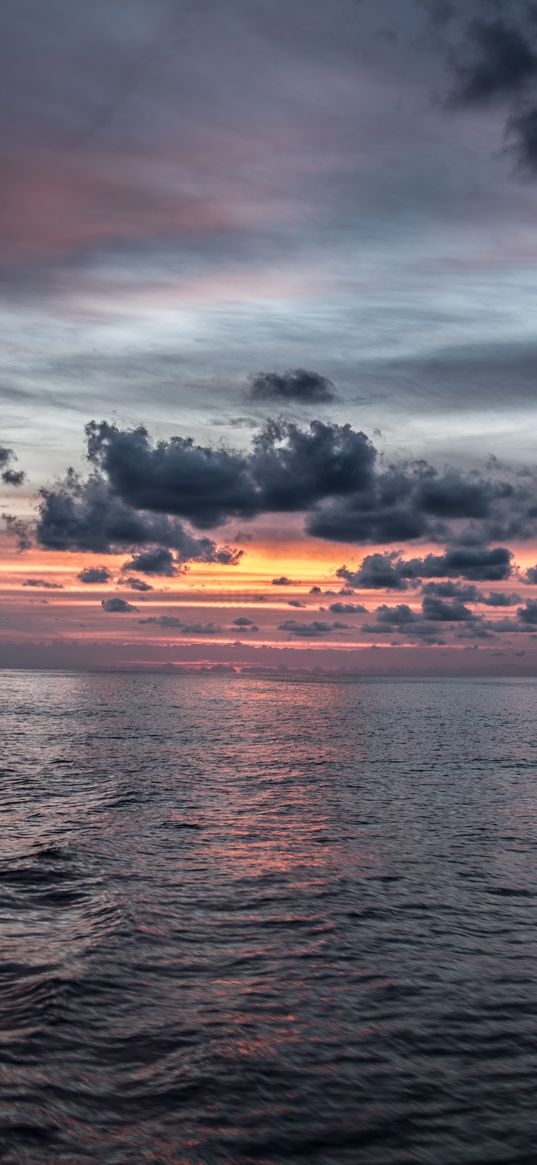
[2, 671, 537, 1164]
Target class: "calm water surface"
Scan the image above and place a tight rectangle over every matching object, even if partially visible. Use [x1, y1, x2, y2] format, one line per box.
[2, 671, 537, 1163]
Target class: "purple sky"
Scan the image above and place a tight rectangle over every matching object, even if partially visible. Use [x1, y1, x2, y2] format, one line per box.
[3, 0, 537, 671]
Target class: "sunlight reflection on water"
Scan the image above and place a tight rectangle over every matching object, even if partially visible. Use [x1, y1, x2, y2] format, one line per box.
[2, 672, 537, 1163]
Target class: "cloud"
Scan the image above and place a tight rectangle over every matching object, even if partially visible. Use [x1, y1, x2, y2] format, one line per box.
[138, 614, 258, 635]
[421, 580, 480, 601]
[278, 618, 349, 637]
[77, 566, 111, 583]
[122, 547, 178, 576]
[138, 614, 183, 628]
[12, 416, 537, 600]
[337, 553, 418, 590]
[101, 596, 138, 613]
[480, 590, 520, 607]
[415, 546, 513, 581]
[450, 18, 537, 106]
[33, 471, 241, 563]
[508, 104, 537, 170]
[517, 600, 537, 625]
[338, 546, 512, 590]
[247, 368, 337, 403]
[272, 576, 294, 586]
[22, 578, 64, 589]
[123, 576, 154, 591]
[421, 595, 475, 622]
[0, 444, 25, 487]
[86, 417, 376, 526]
[178, 621, 223, 635]
[328, 601, 367, 613]
[375, 603, 418, 625]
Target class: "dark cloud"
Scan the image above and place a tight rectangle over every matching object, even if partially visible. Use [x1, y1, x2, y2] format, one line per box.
[179, 622, 223, 636]
[23, 418, 537, 570]
[308, 460, 519, 546]
[247, 368, 337, 404]
[22, 578, 64, 589]
[86, 418, 376, 525]
[287, 599, 305, 607]
[122, 547, 178, 577]
[101, 596, 138, 613]
[123, 576, 153, 591]
[0, 444, 25, 487]
[138, 615, 183, 628]
[508, 104, 537, 170]
[328, 601, 367, 613]
[421, 595, 475, 621]
[480, 590, 521, 606]
[338, 545, 512, 592]
[525, 564, 537, 582]
[337, 553, 418, 590]
[77, 566, 111, 583]
[517, 600, 537, 624]
[2, 514, 33, 550]
[272, 576, 294, 586]
[450, 18, 537, 105]
[415, 546, 513, 581]
[375, 603, 418, 625]
[139, 614, 258, 635]
[278, 619, 349, 638]
[421, 580, 480, 600]
[33, 471, 242, 564]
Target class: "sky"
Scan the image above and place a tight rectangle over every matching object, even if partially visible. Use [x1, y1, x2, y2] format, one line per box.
[3, 0, 537, 672]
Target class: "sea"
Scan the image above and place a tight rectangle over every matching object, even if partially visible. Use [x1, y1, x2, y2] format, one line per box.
[2, 670, 537, 1164]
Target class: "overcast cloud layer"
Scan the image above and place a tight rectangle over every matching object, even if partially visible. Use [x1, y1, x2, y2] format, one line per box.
[3, 0, 537, 670]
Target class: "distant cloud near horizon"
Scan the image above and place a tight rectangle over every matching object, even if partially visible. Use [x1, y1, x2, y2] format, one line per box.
[23, 578, 63, 590]
[101, 597, 138, 613]
[77, 566, 111, 584]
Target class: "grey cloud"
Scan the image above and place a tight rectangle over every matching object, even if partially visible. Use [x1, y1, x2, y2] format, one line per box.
[123, 576, 153, 591]
[328, 601, 367, 613]
[337, 553, 418, 590]
[509, 104, 537, 170]
[480, 590, 521, 606]
[139, 615, 183, 628]
[421, 595, 475, 621]
[101, 596, 138, 613]
[77, 566, 111, 583]
[0, 444, 25, 487]
[375, 603, 418, 625]
[517, 600, 537, 624]
[23, 577, 64, 589]
[450, 18, 537, 105]
[29, 418, 537, 567]
[86, 418, 376, 526]
[33, 471, 242, 564]
[421, 580, 480, 600]
[278, 619, 349, 638]
[122, 547, 178, 577]
[247, 368, 337, 404]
